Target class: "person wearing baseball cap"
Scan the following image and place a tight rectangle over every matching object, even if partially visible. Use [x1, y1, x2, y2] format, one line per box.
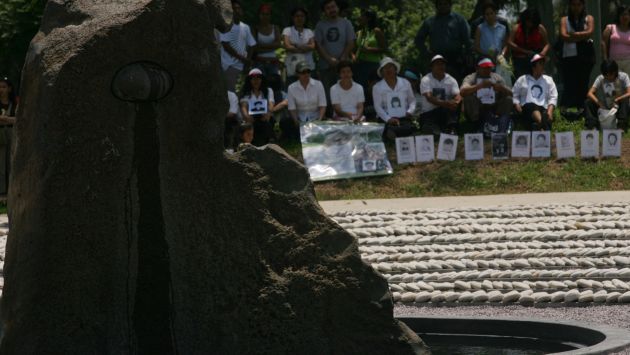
[418, 54, 461, 136]
[512, 54, 558, 131]
[283, 61, 327, 140]
[372, 57, 416, 140]
[460, 57, 513, 137]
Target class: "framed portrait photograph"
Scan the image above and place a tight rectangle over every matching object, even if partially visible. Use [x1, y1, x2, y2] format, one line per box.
[464, 133, 484, 160]
[248, 98, 268, 115]
[580, 130, 599, 158]
[386, 93, 406, 118]
[437, 133, 458, 161]
[511, 131, 531, 158]
[396, 136, 416, 164]
[491, 133, 509, 160]
[555, 132, 576, 159]
[531, 131, 551, 158]
[602, 129, 622, 157]
[415, 135, 435, 162]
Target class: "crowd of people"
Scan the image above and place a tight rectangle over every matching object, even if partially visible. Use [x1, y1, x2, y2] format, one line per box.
[220, 0, 630, 151]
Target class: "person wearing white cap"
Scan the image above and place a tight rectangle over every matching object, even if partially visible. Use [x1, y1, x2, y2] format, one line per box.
[239, 68, 276, 145]
[512, 54, 558, 131]
[372, 57, 416, 140]
[419, 55, 461, 136]
[460, 57, 512, 137]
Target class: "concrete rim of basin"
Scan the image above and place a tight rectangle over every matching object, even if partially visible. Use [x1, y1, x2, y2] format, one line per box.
[397, 315, 630, 355]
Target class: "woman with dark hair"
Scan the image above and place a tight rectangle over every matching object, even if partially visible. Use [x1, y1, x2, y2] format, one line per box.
[240, 68, 276, 146]
[558, 0, 595, 112]
[602, 5, 630, 75]
[282, 6, 316, 85]
[353, 9, 386, 88]
[512, 54, 558, 131]
[252, 3, 282, 77]
[508, 8, 550, 79]
[584, 59, 630, 131]
[0, 77, 16, 194]
[474, 2, 507, 62]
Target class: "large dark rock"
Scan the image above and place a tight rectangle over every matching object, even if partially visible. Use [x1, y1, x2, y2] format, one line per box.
[0, 1, 428, 354]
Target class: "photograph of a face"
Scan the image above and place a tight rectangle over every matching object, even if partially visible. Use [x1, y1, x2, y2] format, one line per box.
[580, 130, 599, 158]
[396, 136, 416, 164]
[532, 131, 551, 158]
[555, 132, 576, 159]
[602, 129, 622, 157]
[491, 133, 509, 160]
[437, 133, 458, 161]
[386, 93, 406, 118]
[511, 131, 531, 158]
[248, 98, 268, 115]
[415, 135, 435, 162]
[464, 133, 484, 160]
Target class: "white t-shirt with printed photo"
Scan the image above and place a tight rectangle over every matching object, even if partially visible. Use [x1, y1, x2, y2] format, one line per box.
[419, 73, 460, 113]
[330, 81, 365, 116]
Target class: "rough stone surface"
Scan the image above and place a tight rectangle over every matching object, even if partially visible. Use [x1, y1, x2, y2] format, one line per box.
[0, 1, 426, 354]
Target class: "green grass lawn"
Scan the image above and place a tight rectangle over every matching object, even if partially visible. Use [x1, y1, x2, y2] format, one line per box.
[280, 113, 630, 201]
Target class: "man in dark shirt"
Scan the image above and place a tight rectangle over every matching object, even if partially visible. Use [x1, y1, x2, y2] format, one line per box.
[415, 0, 471, 83]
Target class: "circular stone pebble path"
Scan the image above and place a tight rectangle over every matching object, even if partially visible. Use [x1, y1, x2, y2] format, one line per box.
[329, 202, 630, 306]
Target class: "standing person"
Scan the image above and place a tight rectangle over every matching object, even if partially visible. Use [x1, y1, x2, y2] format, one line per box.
[220, 0, 257, 92]
[252, 4, 282, 77]
[0, 77, 17, 195]
[282, 7, 316, 85]
[419, 55, 462, 136]
[330, 61, 365, 122]
[584, 60, 630, 131]
[460, 58, 513, 137]
[315, 0, 356, 113]
[353, 9, 387, 88]
[558, 0, 595, 113]
[508, 8, 550, 80]
[414, 0, 471, 83]
[469, 0, 510, 40]
[284, 61, 327, 140]
[474, 2, 508, 63]
[602, 6, 630, 76]
[372, 57, 416, 140]
[225, 90, 240, 149]
[512, 54, 558, 131]
[240, 69, 276, 146]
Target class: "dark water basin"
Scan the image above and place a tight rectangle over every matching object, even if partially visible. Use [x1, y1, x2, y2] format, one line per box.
[398, 316, 630, 355]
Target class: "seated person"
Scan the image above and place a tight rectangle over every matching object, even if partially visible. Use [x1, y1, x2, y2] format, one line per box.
[239, 68, 275, 146]
[585, 59, 630, 131]
[402, 69, 423, 120]
[283, 61, 327, 141]
[236, 123, 254, 150]
[419, 55, 462, 136]
[460, 57, 513, 137]
[372, 57, 416, 140]
[225, 90, 240, 149]
[330, 61, 365, 122]
[512, 54, 558, 131]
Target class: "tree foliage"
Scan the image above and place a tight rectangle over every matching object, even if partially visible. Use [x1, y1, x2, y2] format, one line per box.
[0, 0, 45, 85]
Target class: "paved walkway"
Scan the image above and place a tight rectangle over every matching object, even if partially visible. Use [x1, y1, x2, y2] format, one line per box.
[319, 191, 630, 214]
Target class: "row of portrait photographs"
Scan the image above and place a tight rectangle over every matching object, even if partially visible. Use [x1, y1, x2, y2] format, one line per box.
[395, 130, 623, 164]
